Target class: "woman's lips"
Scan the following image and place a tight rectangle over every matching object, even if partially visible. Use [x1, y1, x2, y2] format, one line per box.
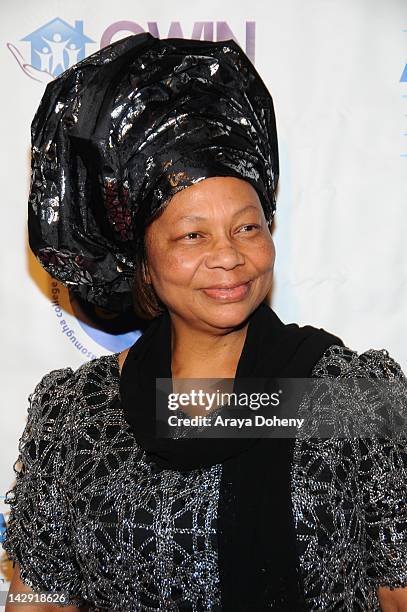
[202, 281, 252, 301]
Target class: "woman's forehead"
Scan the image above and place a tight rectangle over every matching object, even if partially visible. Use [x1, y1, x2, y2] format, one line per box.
[162, 177, 262, 216]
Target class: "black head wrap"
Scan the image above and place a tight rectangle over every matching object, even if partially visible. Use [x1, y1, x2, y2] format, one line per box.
[28, 32, 279, 312]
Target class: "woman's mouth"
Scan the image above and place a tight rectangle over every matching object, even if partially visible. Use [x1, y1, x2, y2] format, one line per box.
[201, 281, 252, 302]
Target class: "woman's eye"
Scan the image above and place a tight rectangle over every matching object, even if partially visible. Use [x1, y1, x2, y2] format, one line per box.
[181, 225, 260, 240]
[183, 232, 201, 240]
[239, 224, 260, 233]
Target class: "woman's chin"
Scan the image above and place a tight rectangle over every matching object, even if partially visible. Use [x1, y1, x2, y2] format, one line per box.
[194, 298, 257, 329]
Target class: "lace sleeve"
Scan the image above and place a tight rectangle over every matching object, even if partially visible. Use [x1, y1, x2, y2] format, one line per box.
[3, 368, 86, 608]
[356, 349, 407, 592]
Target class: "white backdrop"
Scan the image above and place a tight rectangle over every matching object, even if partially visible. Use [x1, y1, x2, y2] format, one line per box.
[1, 0, 406, 594]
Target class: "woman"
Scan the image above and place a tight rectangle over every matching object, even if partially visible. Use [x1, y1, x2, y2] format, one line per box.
[3, 33, 407, 611]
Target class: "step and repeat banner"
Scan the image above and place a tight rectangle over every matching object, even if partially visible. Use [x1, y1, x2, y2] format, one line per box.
[1, 0, 406, 593]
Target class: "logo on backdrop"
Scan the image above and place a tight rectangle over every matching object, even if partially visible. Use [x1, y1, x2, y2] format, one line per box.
[49, 279, 141, 357]
[0, 513, 6, 543]
[401, 28, 407, 158]
[7, 18, 255, 84]
[7, 17, 94, 83]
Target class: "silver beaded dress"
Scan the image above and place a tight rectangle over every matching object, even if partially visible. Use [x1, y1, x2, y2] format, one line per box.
[3, 345, 407, 611]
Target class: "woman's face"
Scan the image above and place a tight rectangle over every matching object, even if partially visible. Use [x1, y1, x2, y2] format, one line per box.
[144, 176, 275, 330]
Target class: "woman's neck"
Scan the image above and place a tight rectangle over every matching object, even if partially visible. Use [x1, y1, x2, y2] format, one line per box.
[170, 316, 249, 379]
[118, 312, 250, 378]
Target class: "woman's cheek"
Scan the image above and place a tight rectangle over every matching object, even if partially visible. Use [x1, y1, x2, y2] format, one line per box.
[161, 250, 199, 285]
[251, 236, 275, 269]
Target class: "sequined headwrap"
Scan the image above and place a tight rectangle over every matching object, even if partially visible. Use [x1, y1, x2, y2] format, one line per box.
[28, 32, 279, 311]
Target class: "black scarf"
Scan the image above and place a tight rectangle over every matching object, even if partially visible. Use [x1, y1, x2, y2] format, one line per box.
[120, 301, 344, 611]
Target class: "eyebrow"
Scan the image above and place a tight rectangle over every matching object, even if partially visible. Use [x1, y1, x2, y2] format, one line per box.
[176, 204, 259, 222]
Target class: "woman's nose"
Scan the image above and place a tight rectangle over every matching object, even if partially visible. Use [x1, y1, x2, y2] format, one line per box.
[205, 236, 245, 269]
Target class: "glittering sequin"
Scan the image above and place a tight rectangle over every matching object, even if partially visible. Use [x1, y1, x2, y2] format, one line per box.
[3, 345, 407, 611]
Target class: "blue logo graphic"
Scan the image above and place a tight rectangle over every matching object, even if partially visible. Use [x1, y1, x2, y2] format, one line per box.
[0, 513, 6, 543]
[400, 29, 407, 157]
[76, 319, 141, 354]
[21, 17, 94, 77]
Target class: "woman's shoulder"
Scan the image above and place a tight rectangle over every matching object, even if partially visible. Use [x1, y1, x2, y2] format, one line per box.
[302, 343, 407, 439]
[34, 352, 120, 388]
[311, 343, 406, 381]
[28, 353, 120, 425]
